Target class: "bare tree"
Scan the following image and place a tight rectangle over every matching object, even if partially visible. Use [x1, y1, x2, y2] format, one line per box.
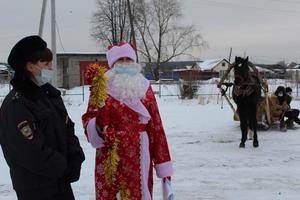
[134, 0, 206, 80]
[126, 0, 138, 60]
[91, 0, 131, 47]
[91, 0, 207, 80]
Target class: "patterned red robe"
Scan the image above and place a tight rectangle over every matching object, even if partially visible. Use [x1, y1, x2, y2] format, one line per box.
[82, 86, 173, 200]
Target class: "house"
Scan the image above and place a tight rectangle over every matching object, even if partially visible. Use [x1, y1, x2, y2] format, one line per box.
[257, 64, 286, 79]
[196, 58, 232, 79]
[251, 65, 275, 79]
[143, 61, 200, 80]
[173, 68, 219, 81]
[0, 64, 7, 74]
[56, 52, 107, 88]
[0, 63, 11, 83]
[173, 58, 231, 81]
[285, 64, 300, 83]
[294, 65, 300, 69]
[287, 62, 299, 69]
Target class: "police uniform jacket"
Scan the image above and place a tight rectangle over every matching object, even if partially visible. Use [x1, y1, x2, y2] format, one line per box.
[0, 79, 85, 198]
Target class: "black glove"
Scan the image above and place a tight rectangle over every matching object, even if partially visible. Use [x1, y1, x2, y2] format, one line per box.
[65, 164, 82, 183]
[66, 150, 85, 183]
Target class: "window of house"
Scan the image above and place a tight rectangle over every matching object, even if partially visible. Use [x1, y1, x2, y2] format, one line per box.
[222, 62, 226, 67]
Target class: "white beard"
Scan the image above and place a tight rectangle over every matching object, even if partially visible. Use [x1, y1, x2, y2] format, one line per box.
[108, 63, 146, 103]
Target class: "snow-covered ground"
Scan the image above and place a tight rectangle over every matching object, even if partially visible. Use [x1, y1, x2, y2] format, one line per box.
[1, 83, 300, 200]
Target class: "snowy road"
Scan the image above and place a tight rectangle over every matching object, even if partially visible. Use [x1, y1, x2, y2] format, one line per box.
[1, 87, 300, 200]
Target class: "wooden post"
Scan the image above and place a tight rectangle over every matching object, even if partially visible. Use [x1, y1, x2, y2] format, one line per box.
[263, 80, 271, 125]
[223, 93, 240, 121]
[158, 79, 161, 98]
[297, 70, 299, 97]
[215, 80, 239, 120]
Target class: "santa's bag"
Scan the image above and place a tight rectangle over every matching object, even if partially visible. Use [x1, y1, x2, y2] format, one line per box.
[162, 178, 174, 200]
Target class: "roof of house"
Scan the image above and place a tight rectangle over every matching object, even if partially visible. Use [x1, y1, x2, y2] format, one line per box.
[293, 64, 300, 69]
[0, 64, 7, 71]
[253, 66, 274, 73]
[286, 68, 299, 72]
[196, 59, 227, 70]
[144, 61, 200, 71]
[257, 64, 286, 70]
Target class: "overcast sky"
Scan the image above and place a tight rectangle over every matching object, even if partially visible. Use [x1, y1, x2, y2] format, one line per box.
[1, 0, 300, 64]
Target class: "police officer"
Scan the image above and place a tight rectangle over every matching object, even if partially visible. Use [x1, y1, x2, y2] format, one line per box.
[0, 35, 85, 200]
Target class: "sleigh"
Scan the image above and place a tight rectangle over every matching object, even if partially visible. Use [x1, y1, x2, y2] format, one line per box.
[217, 79, 281, 130]
[255, 96, 283, 130]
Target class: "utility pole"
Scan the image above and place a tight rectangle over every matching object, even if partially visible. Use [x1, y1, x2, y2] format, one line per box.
[38, 0, 47, 36]
[228, 47, 232, 62]
[227, 47, 233, 97]
[51, 0, 57, 87]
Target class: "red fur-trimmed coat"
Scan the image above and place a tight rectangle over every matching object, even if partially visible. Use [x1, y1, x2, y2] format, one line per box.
[82, 86, 173, 200]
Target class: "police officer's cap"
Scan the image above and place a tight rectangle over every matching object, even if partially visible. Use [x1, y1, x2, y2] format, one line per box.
[7, 35, 47, 72]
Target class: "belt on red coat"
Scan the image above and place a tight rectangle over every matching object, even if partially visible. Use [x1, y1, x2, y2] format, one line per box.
[135, 124, 146, 132]
[115, 124, 146, 133]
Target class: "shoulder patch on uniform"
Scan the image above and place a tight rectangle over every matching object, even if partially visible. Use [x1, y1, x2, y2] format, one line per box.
[17, 121, 34, 140]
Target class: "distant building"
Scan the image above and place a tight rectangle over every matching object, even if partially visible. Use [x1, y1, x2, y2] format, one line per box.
[174, 68, 219, 81]
[252, 65, 275, 79]
[173, 58, 231, 81]
[144, 61, 200, 80]
[256, 64, 286, 78]
[196, 58, 232, 79]
[286, 64, 300, 83]
[56, 52, 107, 88]
[0, 64, 8, 74]
[0, 63, 11, 83]
[291, 64, 300, 69]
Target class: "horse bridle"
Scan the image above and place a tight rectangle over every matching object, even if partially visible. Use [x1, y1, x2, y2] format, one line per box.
[218, 61, 265, 95]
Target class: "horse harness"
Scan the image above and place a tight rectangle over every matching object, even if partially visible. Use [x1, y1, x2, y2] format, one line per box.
[233, 76, 259, 97]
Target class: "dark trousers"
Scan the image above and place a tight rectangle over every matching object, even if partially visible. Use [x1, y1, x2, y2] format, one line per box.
[16, 184, 75, 200]
[284, 109, 300, 125]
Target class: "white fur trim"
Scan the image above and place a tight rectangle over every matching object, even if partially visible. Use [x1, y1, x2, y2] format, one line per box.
[140, 132, 152, 200]
[155, 161, 173, 178]
[87, 117, 105, 149]
[106, 43, 136, 68]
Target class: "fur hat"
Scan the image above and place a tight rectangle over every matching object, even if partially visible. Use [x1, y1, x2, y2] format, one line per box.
[285, 87, 292, 93]
[8, 35, 47, 72]
[275, 86, 286, 96]
[106, 42, 136, 68]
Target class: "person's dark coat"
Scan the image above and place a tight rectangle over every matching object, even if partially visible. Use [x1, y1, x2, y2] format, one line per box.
[0, 79, 85, 200]
[286, 95, 292, 106]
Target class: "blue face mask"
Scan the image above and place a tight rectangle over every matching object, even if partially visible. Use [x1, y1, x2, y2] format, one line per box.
[113, 63, 140, 76]
[35, 69, 53, 86]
